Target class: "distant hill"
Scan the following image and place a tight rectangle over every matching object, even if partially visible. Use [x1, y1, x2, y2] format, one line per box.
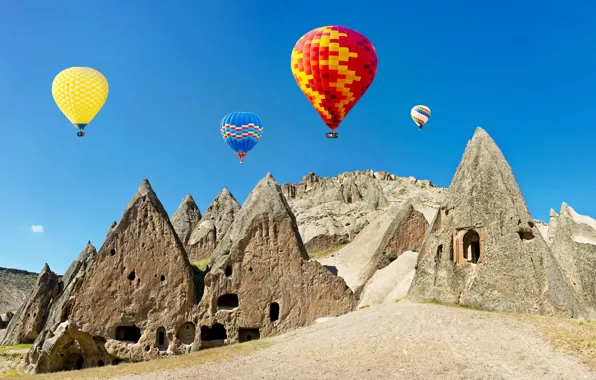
[0, 267, 38, 313]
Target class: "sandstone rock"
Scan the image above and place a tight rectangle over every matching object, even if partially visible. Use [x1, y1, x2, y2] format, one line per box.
[197, 173, 356, 347]
[171, 194, 202, 246]
[548, 203, 596, 316]
[26, 179, 197, 373]
[374, 171, 389, 181]
[44, 243, 96, 336]
[319, 199, 429, 297]
[1, 264, 60, 345]
[408, 127, 584, 318]
[186, 188, 240, 262]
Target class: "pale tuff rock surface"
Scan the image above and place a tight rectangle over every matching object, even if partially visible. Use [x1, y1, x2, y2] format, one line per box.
[171, 194, 202, 246]
[186, 188, 240, 262]
[357, 250, 419, 308]
[548, 203, 596, 316]
[27, 179, 197, 373]
[408, 127, 584, 317]
[199, 173, 356, 346]
[1, 264, 60, 345]
[282, 171, 444, 255]
[318, 199, 430, 297]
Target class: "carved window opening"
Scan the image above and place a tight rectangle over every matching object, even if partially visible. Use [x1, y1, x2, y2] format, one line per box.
[217, 294, 239, 310]
[239, 328, 260, 343]
[115, 326, 141, 343]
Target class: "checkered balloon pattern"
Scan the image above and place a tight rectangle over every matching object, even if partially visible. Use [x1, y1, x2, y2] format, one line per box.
[52, 67, 109, 130]
[291, 25, 377, 131]
[220, 112, 263, 162]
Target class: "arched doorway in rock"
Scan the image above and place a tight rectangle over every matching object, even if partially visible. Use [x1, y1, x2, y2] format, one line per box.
[177, 322, 196, 345]
[156, 327, 168, 351]
[269, 302, 280, 322]
[463, 230, 481, 264]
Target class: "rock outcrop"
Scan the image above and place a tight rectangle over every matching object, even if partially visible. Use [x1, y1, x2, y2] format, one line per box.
[282, 171, 444, 255]
[186, 188, 240, 262]
[198, 173, 356, 347]
[26, 180, 197, 373]
[408, 127, 584, 318]
[318, 199, 430, 297]
[548, 204, 596, 315]
[171, 194, 202, 246]
[0, 312, 13, 329]
[1, 264, 60, 345]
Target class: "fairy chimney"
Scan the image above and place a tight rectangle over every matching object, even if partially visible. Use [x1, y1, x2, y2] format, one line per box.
[408, 127, 584, 318]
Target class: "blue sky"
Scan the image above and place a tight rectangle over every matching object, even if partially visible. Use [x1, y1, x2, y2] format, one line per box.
[1, 0, 594, 273]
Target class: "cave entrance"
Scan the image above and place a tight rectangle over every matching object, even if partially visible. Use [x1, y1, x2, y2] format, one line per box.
[239, 328, 260, 343]
[463, 230, 481, 264]
[115, 326, 141, 343]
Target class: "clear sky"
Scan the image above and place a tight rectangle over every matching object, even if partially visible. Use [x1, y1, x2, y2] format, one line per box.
[1, 0, 594, 274]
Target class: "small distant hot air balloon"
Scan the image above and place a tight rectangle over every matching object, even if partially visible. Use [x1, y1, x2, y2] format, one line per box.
[291, 25, 377, 138]
[52, 67, 109, 137]
[220, 112, 263, 164]
[411, 105, 431, 130]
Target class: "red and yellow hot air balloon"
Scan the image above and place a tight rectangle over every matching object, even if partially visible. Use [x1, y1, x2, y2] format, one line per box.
[291, 25, 377, 138]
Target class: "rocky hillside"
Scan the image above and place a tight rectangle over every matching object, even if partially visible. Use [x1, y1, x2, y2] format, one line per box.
[0, 268, 38, 313]
[282, 170, 445, 256]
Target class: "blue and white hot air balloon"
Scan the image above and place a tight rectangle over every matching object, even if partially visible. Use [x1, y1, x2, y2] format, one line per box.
[220, 112, 264, 164]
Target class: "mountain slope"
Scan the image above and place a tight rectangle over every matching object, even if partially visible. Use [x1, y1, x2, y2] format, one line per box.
[0, 268, 38, 313]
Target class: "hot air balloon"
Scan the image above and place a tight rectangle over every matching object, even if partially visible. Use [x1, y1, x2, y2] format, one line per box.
[52, 67, 109, 137]
[291, 25, 377, 138]
[411, 105, 431, 130]
[220, 112, 263, 164]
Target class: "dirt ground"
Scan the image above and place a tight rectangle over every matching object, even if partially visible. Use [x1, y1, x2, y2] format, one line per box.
[102, 301, 596, 380]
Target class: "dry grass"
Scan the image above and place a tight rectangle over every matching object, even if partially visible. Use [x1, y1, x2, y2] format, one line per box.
[190, 259, 211, 272]
[19, 340, 270, 379]
[422, 300, 596, 370]
[522, 316, 596, 370]
[307, 243, 349, 260]
[0, 344, 32, 379]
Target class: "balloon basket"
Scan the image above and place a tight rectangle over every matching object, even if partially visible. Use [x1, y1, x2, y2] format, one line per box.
[77, 131, 85, 137]
[325, 132, 338, 138]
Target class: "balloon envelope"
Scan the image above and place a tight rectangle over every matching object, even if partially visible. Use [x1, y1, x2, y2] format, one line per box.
[52, 67, 109, 134]
[220, 112, 263, 163]
[411, 105, 431, 129]
[291, 25, 377, 134]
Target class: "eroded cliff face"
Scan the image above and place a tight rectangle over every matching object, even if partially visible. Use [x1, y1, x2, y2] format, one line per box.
[282, 170, 444, 255]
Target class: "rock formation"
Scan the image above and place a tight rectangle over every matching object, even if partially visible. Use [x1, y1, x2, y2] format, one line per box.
[171, 194, 202, 246]
[0, 312, 13, 329]
[408, 127, 584, 318]
[1, 264, 60, 345]
[26, 180, 197, 373]
[548, 204, 596, 315]
[282, 171, 444, 255]
[186, 188, 240, 262]
[318, 198, 430, 297]
[198, 173, 356, 347]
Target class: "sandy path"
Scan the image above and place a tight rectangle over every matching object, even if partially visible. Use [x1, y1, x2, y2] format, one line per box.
[114, 301, 594, 380]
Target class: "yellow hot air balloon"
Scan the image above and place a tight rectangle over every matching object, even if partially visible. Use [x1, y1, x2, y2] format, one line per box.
[52, 67, 109, 137]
